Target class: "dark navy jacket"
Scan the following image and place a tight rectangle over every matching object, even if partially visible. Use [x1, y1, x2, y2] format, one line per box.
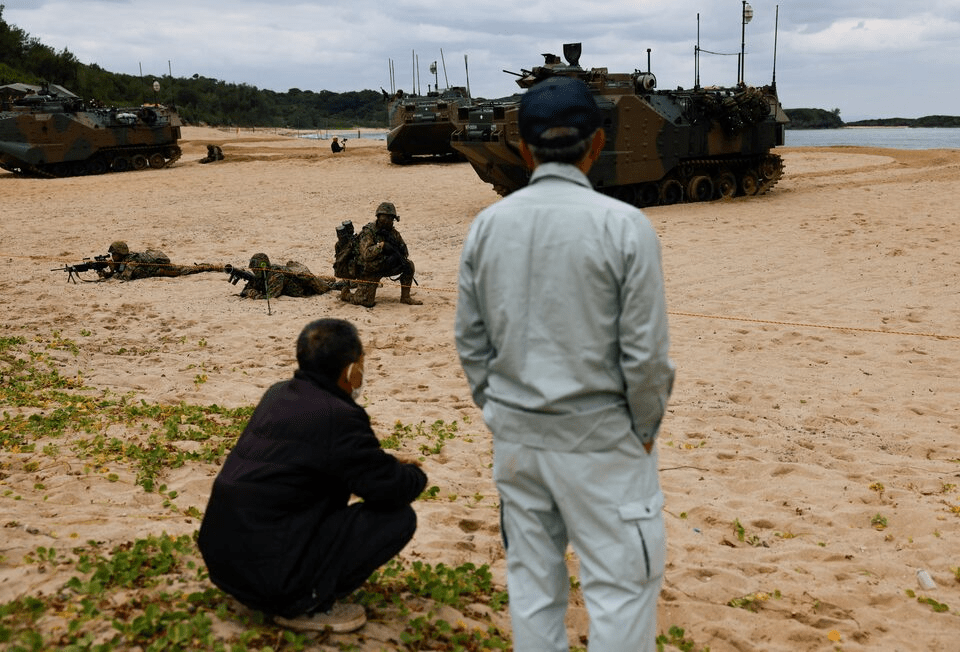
[198, 369, 426, 616]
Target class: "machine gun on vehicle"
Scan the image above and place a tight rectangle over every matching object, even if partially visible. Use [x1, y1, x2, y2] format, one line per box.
[51, 254, 111, 283]
[224, 264, 256, 285]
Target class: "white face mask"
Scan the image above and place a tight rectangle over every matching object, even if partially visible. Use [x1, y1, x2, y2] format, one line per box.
[346, 362, 364, 400]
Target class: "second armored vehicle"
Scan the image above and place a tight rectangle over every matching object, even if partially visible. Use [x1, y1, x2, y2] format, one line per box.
[384, 85, 473, 164]
[0, 82, 182, 178]
[451, 43, 788, 206]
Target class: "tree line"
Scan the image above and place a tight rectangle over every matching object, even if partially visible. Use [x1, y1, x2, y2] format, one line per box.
[784, 107, 960, 130]
[0, 5, 388, 128]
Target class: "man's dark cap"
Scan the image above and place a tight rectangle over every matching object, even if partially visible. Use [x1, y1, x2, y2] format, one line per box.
[518, 77, 602, 147]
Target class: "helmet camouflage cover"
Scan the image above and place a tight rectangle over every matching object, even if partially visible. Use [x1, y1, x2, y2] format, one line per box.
[108, 241, 129, 255]
[376, 201, 398, 220]
[249, 252, 270, 269]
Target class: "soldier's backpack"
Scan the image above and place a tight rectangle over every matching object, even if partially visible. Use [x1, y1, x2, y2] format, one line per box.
[333, 221, 360, 279]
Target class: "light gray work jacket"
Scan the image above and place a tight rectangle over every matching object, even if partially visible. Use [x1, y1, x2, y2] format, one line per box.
[455, 162, 675, 452]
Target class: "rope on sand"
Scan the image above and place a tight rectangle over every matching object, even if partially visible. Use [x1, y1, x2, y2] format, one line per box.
[669, 310, 960, 341]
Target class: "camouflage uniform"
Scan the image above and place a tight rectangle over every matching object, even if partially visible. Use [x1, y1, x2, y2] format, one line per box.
[240, 253, 333, 299]
[333, 221, 360, 301]
[284, 260, 335, 296]
[347, 202, 421, 307]
[199, 145, 224, 163]
[101, 241, 223, 281]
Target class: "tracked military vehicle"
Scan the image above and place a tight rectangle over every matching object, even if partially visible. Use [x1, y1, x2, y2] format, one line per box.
[383, 85, 472, 164]
[451, 43, 788, 206]
[0, 82, 182, 178]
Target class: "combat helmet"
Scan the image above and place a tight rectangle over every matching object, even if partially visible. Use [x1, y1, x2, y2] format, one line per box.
[376, 201, 399, 221]
[249, 253, 271, 269]
[108, 241, 129, 256]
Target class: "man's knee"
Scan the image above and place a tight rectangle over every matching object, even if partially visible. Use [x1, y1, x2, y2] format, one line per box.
[370, 503, 417, 547]
[331, 504, 417, 598]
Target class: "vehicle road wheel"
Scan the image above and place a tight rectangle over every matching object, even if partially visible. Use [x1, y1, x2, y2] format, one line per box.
[131, 154, 148, 170]
[739, 171, 759, 196]
[88, 158, 108, 175]
[637, 183, 659, 207]
[760, 155, 781, 179]
[148, 153, 166, 168]
[687, 175, 714, 202]
[112, 156, 131, 172]
[612, 185, 637, 205]
[715, 171, 737, 199]
[659, 179, 683, 205]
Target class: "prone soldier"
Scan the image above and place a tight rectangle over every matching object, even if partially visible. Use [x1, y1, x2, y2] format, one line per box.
[99, 241, 223, 281]
[237, 253, 335, 299]
[199, 144, 225, 163]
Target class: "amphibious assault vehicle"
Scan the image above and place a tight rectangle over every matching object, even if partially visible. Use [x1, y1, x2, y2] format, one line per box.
[0, 82, 182, 178]
[450, 43, 788, 206]
[383, 85, 472, 164]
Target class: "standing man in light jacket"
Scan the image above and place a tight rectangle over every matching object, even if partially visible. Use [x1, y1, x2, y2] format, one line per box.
[454, 77, 675, 652]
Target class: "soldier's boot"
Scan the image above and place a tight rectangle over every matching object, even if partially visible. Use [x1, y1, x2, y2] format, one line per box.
[339, 285, 352, 302]
[400, 283, 422, 305]
[351, 279, 377, 307]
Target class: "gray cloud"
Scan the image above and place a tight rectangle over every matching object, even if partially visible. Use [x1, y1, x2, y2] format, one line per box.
[4, 0, 959, 119]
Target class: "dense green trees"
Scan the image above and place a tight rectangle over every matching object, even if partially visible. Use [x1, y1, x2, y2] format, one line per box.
[783, 108, 844, 129]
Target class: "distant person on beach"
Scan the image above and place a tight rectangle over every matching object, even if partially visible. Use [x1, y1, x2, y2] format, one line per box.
[98, 241, 222, 281]
[331, 137, 346, 153]
[198, 318, 427, 633]
[341, 201, 422, 307]
[199, 144, 224, 163]
[237, 252, 335, 299]
[454, 77, 675, 652]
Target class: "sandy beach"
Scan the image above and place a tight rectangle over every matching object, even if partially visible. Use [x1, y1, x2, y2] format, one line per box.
[1, 127, 958, 651]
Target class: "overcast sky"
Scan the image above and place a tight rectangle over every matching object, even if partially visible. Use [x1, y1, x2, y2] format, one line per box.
[5, 0, 959, 120]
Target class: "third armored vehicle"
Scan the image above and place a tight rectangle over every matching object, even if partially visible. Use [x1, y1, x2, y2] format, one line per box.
[451, 43, 788, 206]
[383, 85, 473, 164]
[0, 82, 182, 177]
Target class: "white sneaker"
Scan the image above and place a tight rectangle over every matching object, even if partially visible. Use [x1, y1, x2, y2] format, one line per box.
[274, 602, 367, 633]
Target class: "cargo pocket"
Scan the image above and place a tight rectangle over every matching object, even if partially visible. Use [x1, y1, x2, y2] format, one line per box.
[499, 501, 509, 551]
[618, 494, 666, 583]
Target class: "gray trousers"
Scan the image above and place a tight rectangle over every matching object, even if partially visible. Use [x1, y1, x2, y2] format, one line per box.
[493, 435, 665, 652]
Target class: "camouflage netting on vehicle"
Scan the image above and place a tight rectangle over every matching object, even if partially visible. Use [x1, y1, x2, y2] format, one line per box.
[450, 43, 788, 207]
[0, 83, 182, 178]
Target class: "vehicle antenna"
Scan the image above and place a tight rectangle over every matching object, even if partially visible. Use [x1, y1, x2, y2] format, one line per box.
[695, 13, 701, 89]
[772, 5, 779, 89]
[441, 48, 450, 88]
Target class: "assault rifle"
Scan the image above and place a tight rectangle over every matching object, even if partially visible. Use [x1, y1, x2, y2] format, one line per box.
[51, 254, 111, 283]
[224, 264, 256, 285]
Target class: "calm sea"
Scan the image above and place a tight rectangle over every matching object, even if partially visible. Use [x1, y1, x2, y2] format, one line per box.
[785, 127, 960, 149]
[304, 127, 960, 148]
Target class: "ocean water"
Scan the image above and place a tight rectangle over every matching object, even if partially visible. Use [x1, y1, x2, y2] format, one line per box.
[785, 127, 960, 149]
[300, 131, 387, 141]
[301, 127, 960, 148]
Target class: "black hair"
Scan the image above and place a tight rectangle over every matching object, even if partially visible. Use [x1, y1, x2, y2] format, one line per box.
[527, 127, 594, 164]
[296, 319, 363, 380]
